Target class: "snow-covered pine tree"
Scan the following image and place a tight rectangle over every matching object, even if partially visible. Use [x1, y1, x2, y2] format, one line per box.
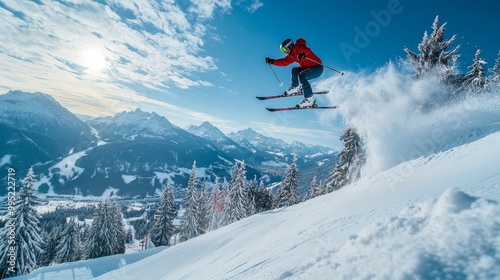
[317, 180, 324, 197]
[225, 161, 250, 224]
[307, 175, 320, 199]
[217, 178, 233, 228]
[273, 156, 300, 208]
[209, 177, 225, 230]
[252, 179, 273, 213]
[150, 181, 176, 247]
[0, 167, 44, 277]
[489, 50, 500, 86]
[79, 225, 89, 258]
[109, 200, 126, 255]
[179, 161, 201, 242]
[85, 201, 104, 259]
[197, 179, 211, 234]
[404, 15, 460, 80]
[324, 129, 365, 193]
[85, 199, 126, 259]
[246, 175, 258, 216]
[54, 218, 81, 264]
[0, 226, 14, 278]
[460, 49, 487, 94]
[126, 228, 133, 244]
[39, 226, 61, 266]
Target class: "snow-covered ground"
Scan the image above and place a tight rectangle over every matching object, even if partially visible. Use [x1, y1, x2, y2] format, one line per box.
[16, 126, 500, 280]
[17, 128, 500, 280]
[95, 130, 500, 280]
[15, 67, 500, 279]
[34, 148, 90, 196]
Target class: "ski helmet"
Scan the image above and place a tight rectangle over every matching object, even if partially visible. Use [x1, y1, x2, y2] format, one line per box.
[280, 38, 294, 53]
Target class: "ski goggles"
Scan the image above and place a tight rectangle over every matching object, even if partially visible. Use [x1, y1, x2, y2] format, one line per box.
[280, 41, 293, 53]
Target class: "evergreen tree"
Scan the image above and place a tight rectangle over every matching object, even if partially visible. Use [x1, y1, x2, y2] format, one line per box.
[404, 16, 460, 80]
[331, 129, 363, 190]
[111, 201, 126, 254]
[461, 49, 487, 94]
[179, 161, 201, 242]
[253, 179, 273, 213]
[0, 222, 16, 278]
[217, 178, 232, 228]
[150, 182, 176, 247]
[54, 218, 81, 264]
[86, 199, 126, 259]
[307, 175, 321, 199]
[273, 156, 300, 208]
[126, 228, 133, 244]
[489, 50, 500, 85]
[197, 179, 210, 234]
[225, 161, 250, 224]
[39, 227, 61, 266]
[209, 177, 225, 230]
[0, 167, 44, 278]
[79, 225, 89, 258]
[246, 175, 258, 216]
[324, 129, 365, 193]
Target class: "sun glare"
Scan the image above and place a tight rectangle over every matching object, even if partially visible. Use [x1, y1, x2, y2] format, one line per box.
[81, 48, 107, 73]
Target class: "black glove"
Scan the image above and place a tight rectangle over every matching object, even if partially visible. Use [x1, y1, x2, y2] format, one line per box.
[265, 57, 275, 64]
[297, 53, 306, 60]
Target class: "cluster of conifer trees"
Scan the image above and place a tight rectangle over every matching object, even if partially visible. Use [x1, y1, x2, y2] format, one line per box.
[0, 167, 129, 278]
[404, 16, 500, 95]
[151, 127, 365, 245]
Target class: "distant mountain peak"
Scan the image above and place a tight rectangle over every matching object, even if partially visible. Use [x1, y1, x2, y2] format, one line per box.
[186, 121, 228, 142]
[229, 127, 287, 147]
[239, 127, 258, 135]
[88, 108, 177, 140]
[200, 121, 214, 126]
[0, 90, 94, 133]
[0, 90, 97, 155]
[1, 90, 68, 115]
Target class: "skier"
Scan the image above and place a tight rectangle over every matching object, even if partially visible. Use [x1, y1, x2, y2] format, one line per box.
[265, 38, 324, 108]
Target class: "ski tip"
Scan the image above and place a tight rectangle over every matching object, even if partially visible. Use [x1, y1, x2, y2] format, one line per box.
[265, 108, 286, 112]
[256, 96, 265, 100]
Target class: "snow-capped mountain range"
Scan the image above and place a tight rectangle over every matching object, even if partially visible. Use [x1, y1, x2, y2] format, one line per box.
[0, 90, 337, 198]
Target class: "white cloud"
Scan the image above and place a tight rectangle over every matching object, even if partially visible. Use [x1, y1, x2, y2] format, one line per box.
[0, 0, 223, 87]
[236, 0, 263, 13]
[247, 0, 263, 13]
[188, 0, 232, 19]
[0, 0, 231, 118]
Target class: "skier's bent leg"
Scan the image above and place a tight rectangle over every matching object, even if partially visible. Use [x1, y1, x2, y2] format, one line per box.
[300, 78, 313, 98]
[298, 65, 324, 98]
[290, 67, 302, 88]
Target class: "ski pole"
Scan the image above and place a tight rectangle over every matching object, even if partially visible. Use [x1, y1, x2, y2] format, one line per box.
[305, 57, 344, 76]
[268, 64, 283, 86]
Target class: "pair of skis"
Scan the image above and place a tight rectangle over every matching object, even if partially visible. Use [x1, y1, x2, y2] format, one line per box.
[256, 91, 338, 112]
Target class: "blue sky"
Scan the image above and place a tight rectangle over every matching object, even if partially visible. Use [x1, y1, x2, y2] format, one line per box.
[0, 0, 499, 149]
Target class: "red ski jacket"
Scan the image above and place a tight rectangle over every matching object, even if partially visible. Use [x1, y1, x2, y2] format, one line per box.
[272, 38, 322, 68]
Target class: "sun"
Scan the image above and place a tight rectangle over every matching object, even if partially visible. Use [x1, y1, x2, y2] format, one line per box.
[81, 48, 107, 73]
